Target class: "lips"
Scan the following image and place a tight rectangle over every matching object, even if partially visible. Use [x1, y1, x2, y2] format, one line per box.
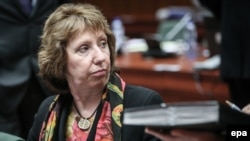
[91, 69, 107, 77]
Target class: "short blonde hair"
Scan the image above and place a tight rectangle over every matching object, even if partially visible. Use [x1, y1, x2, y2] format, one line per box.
[38, 3, 116, 94]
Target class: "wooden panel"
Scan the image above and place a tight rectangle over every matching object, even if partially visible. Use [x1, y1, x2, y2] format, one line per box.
[75, 0, 194, 38]
[115, 53, 230, 103]
[76, 0, 192, 17]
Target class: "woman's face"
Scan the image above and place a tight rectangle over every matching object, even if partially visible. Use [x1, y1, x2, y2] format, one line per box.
[65, 29, 111, 89]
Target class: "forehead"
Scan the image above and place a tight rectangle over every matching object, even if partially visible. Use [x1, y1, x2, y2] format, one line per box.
[71, 28, 106, 41]
[62, 16, 106, 39]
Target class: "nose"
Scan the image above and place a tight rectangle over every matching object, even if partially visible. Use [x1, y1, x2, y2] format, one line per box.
[93, 47, 106, 64]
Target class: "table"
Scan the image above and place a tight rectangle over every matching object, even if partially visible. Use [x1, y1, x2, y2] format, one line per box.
[115, 52, 230, 103]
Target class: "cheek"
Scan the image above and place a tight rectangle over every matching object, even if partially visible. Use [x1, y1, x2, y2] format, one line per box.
[106, 54, 111, 68]
[66, 61, 90, 82]
[66, 56, 87, 74]
[106, 50, 111, 63]
[66, 56, 76, 70]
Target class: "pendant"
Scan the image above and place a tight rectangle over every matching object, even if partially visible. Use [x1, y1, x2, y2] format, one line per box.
[78, 118, 91, 130]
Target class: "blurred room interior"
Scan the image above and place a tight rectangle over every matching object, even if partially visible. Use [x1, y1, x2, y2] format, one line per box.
[76, 0, 229, 104]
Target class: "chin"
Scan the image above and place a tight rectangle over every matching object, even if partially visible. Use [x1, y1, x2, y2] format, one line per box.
[94, 77, 109, 87]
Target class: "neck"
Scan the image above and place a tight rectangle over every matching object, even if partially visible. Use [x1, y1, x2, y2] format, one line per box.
[74, 100, 101, 119]
[73, 97, 103, 131]
[72, 88, 106, 118]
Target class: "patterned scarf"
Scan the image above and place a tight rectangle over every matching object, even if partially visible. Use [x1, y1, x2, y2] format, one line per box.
[39, 73, 125, 141]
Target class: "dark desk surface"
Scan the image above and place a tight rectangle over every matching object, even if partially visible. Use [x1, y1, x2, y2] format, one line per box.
[115, 52, 230, 103]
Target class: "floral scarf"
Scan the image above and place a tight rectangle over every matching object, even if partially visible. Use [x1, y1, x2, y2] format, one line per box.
[39, 73, 125, 141]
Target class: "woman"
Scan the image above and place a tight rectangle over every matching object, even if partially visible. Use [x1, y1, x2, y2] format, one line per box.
[27, 3, 163, 141]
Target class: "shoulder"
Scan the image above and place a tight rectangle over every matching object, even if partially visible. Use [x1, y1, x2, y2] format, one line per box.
[27, 95, 58, 141]
[124, 84, 158, 97]
[38, 95, 58, 112]
[123, 84, 164, 108]
[122, 84, 163, 141]
[33, 94, 69, 122]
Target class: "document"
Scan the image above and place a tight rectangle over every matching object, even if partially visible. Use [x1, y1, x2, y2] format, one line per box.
[123, 100, 250, 131]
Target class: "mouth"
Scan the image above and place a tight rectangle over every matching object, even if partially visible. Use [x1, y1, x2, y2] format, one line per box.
[91, 69, 107, 77]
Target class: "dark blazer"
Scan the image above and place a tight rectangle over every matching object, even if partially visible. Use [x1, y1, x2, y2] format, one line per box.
[199, 0, 250, 79]
[0, 0, 70, 138]
[27, 84, 164, 141]
[220, 0, 250, 79]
